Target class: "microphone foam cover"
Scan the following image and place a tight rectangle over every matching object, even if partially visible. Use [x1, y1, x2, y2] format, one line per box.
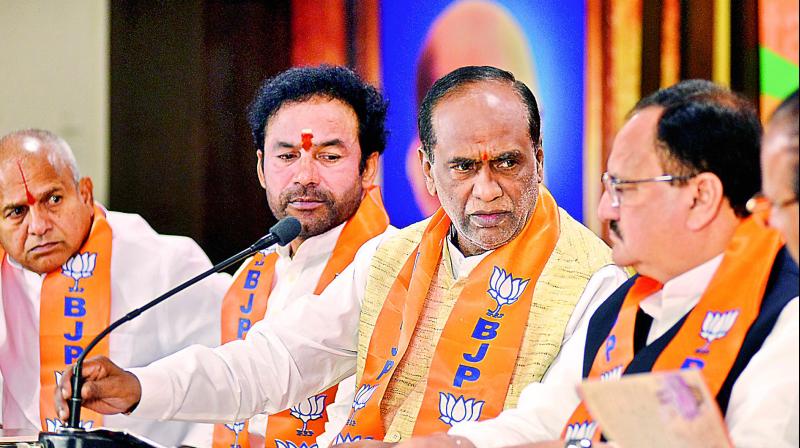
[270, 216, 301, 246]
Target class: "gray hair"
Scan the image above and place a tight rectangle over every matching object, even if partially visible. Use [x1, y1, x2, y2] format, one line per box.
[0, 129, 81, 182]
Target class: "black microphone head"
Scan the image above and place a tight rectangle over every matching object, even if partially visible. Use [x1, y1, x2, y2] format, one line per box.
[269, 216, 301, 246]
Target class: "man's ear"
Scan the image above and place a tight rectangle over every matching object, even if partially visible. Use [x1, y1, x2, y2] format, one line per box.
[361, 151, 380, 189]
[418, 147, 437, 197]
[256, 150, 267, 189]
[78, 177, 94, 206]
[534, 144, 544, 183]
[686, 172, 725, 231]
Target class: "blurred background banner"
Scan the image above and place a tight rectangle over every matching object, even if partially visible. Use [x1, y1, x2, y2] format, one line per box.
[379, 0, 587, 227]
[0, 0, 797, 261]
[759, 0, 799, 120]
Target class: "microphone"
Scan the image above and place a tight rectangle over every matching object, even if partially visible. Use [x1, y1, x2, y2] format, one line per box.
[62, 216, 301, 431]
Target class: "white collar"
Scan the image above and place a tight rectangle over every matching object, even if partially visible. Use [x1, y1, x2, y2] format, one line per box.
[446, 228, 493, 280]
[275, 221, 346, 262]
[639, 254, 724, 322]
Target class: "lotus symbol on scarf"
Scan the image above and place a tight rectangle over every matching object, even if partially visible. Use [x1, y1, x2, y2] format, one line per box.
[438, 392, 485, 426]
[600, 366, 623, 381]
[61, 252, 97, 292]
[47, 372, 96, 431]
[46, 418, 94, 432]
[697, 310, 739, 353]
[486, 267, 529, 318]
[347, 384, 378, 425]
[290, 394, 327, 436]
[253, 248, 273, 266]
[564, 421, 597, 441]
[224, 421, 245, 436]
[275, 440, 317, 448]
[334, 433, 366, 445]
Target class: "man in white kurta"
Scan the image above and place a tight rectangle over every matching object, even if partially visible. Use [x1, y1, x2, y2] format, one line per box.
[0, 129, 229, 447]
[126, 227, 625, 442]
[232, 222, 362, 444]
[213, 65, 391, 448]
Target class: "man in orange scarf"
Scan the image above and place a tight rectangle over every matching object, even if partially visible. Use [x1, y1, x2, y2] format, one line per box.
[398, 82, 799, 448]
[0, 129, 229, 446]
[55, 66, 626, 445]
[214, 66, 391, 448]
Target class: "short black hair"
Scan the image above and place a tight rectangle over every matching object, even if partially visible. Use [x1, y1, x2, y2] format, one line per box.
[417, 65, 541, 162]
[634, 79, 723, 111]
[248, 65, 389, 172]
[770, 90, 799, 196]
[634, 80, 762, 217]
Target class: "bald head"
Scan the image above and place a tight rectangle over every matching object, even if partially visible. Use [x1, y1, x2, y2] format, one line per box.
[0, 129, 81, 183]
[0, 129, 94, 274]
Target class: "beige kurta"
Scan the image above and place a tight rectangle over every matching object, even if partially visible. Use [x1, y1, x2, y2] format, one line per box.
[355, 208, 614, 441]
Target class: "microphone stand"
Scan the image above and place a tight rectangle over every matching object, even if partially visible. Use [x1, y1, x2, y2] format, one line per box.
[39, 232, 283, 448]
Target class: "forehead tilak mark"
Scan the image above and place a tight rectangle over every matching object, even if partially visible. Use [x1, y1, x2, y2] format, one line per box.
[16, 161, 36, 205]
[301, 128, 313, 151]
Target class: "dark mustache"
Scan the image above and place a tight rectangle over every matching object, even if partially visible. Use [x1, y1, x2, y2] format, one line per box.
[280, 186, 332, 204]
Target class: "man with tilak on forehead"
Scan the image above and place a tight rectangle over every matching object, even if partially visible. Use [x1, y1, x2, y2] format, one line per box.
[0, 129, 228, 446]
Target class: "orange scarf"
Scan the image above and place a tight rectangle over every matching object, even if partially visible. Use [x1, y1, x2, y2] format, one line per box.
[341, 188, 560, 440]
[34, 206, 111, 431]
[563, 217, 783, 442]
[213, 186, 389, 448]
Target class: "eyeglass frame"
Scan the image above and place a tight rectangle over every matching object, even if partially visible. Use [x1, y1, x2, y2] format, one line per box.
[745, 192, 799, 217]
[601, 172, 697, 208]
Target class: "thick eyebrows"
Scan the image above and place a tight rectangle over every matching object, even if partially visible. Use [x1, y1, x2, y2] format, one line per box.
[492, 150, 523, 162]
[271, 138, 345, 150]
[446, 150, 523, 165]
[2, 186, 61, 212]
[446, 155, 478, 165]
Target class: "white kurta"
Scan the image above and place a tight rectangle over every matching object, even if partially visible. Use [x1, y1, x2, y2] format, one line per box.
[129, 226, 628, 443]
[239, 221, 358, 442]
[0, 210, 231, 447]
[448, 255, 800, 448]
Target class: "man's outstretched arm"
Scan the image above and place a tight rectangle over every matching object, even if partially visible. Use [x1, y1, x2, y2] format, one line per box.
[54, 237, 381, 424]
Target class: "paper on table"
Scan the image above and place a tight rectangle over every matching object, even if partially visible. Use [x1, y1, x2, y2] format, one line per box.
[578, 369, 733, 448]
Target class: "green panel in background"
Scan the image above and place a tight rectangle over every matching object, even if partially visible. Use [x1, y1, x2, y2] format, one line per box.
[760, 46, 800, 99]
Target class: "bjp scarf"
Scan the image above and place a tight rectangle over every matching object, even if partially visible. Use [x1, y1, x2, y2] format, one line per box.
[214, 186, 389, 448]
[34, 205, 111, 431]
[563, 217, 783, 442]
[341, 188, 560, 440]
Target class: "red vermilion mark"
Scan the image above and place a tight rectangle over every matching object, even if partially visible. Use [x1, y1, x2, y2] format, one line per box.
[16, 161, 36, 205]
[481, 151, 489, 162]
[301, 129, 314, 151]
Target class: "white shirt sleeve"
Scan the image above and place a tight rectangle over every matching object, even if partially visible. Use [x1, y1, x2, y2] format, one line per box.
[129, 230, 391, 424]
[104, 211, 232, 446]
[447, 265, 628, 447]
[316, 374, 356, 448]
[725, 298, 799, 448]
